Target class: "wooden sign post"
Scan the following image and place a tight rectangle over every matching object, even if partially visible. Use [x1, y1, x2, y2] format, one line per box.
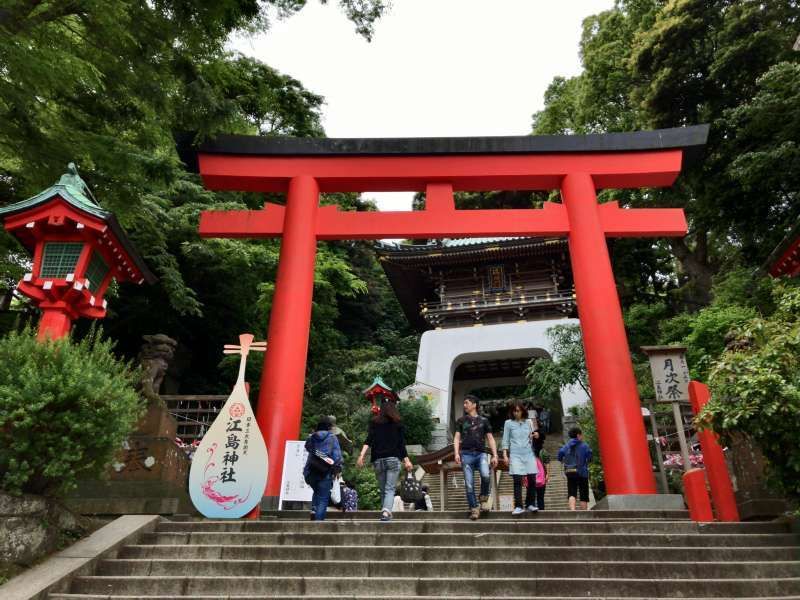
[642, 345, 692, 472]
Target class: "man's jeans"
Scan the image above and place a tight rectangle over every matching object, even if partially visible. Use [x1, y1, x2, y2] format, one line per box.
[307, 471, 333, 521]
[460, 451, 491, 509]
[373, 456, 401, 513]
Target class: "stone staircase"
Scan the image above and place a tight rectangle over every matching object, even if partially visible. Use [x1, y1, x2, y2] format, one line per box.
[49, 510, 800, 598]
[421, 436, 570, 512]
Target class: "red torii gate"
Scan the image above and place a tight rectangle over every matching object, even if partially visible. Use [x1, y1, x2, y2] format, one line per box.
[187, 125, 709, 500]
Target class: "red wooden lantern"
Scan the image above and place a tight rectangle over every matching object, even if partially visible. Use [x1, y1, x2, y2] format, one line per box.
[0, 164, 155, 340]
[363, 376, 398, 414]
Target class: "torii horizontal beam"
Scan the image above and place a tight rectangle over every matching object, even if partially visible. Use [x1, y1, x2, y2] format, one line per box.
[199, 200, 687, 240]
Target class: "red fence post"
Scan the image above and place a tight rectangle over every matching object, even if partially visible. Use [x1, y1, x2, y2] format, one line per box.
[683, 468, 714, 522]
[688, 381, 740, 522]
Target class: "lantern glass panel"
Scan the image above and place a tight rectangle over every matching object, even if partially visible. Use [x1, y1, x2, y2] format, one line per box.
[85, 251, 110, 290]
[40, 242, 83, 278]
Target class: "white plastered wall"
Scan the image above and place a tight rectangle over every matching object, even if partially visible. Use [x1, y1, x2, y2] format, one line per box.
[415, 318, 589, 432]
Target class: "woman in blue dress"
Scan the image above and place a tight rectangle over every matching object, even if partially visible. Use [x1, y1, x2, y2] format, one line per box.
[501, 402, 539, 515]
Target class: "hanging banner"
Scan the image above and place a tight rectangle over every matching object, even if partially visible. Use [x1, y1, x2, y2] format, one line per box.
[189, 334, 268, 518]
[278, 440, 313, 510]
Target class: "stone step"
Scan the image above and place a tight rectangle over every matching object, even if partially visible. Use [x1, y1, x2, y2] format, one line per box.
[254, 509, 690, 520]
[154, 520, 789, 535]
[140, 531, 799, 548]
[65, 575, 800, 597]
[46, 510, 799, 600]
[95, 558, 800, 579]
[49, 593, 800, 600]
[119, 543, 800, 562]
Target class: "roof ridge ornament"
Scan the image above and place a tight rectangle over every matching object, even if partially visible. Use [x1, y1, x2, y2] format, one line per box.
[57, 162, 99, 206]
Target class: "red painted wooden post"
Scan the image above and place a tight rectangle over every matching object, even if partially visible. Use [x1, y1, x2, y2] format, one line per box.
[560, 173, 656, 495]
[688, 381, 740, 521]
[683, 468, 714, 522]
[37, 307, 73, 340]
[257, 175, 320, 497]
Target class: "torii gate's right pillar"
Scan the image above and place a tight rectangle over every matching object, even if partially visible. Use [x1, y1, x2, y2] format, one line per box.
[561, 173, 656, 495]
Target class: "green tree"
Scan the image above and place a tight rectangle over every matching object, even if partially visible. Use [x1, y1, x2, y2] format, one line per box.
[700, 283, 800, 499]
[532, 0, 800, 306]
[399, 398, 435, 447]
[0, 328, 143, 495]
[0, 0, 381, 319]
[525, 324, 589, 400]
[0, 0, 397, 395]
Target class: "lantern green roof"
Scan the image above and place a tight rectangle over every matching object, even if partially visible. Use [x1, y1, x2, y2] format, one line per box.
[0, 164, 156, 283]
[0, 163, 110, 221]
[363, 376, 394, 396]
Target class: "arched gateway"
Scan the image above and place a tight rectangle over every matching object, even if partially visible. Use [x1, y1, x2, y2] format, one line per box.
[182, 125, 709, 503]
[375, 235, 587, 444]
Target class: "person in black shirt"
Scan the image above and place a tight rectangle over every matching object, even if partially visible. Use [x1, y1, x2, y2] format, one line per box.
[356, 399, 413, 522]
[453, 394, 499, 520]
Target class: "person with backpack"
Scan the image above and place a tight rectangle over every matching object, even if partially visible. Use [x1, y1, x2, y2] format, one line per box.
[501, 402, 539, 515]
[304, 417, 344, 521]
[356, 399, 413, 522]
[557, 426, 592, 510]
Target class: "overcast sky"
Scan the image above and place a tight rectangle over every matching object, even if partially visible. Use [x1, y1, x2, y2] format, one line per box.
[230, 1, 614, 210]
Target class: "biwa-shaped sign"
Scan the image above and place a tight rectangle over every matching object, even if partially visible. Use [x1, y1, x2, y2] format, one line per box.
[189, 334, 268, 518]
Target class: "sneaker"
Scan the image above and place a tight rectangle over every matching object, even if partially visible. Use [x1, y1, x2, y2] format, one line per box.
[527, 505, 539, 513]
[469, 507, 480, 521]
[512, 507, 525, 516]
[380, 510, 392, 522]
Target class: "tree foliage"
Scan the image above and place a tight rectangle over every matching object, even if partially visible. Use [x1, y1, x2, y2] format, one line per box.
[0, 0, 398, 394]
[0, 328, 143, 496]
[399, 398, 435, 447]
[525, 324, 589, 401]
[533, 0, 800, 307]
[700, 283, 800, 499]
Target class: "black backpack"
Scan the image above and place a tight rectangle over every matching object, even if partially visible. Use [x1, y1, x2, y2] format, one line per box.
[563, 443, 579, 475]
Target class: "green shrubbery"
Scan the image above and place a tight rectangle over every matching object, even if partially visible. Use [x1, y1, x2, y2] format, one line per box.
[399, 398, 435, 446]
[0, 328, 143, 496]
[341, 460, 382, 510]
[701, 284, 800, 500]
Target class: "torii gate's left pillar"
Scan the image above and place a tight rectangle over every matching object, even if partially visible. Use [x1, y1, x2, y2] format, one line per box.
[258, 175, 319, 498]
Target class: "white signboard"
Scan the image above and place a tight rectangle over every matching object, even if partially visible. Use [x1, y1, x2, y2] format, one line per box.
[645, 348, 691, 403]
[278, 440, 313, 509]
[399, 381, 443, 421]
[189, 335, 268, 518]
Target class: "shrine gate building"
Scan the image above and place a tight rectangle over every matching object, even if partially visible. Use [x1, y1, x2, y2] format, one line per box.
[183, 124, 709, 503]
[377, 236, 586, 448]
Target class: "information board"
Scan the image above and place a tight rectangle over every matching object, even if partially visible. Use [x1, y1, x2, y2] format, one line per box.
[278, 440, 313, 509]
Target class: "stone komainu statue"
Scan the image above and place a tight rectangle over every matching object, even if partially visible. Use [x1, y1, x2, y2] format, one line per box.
[138, 334, 177, 403]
